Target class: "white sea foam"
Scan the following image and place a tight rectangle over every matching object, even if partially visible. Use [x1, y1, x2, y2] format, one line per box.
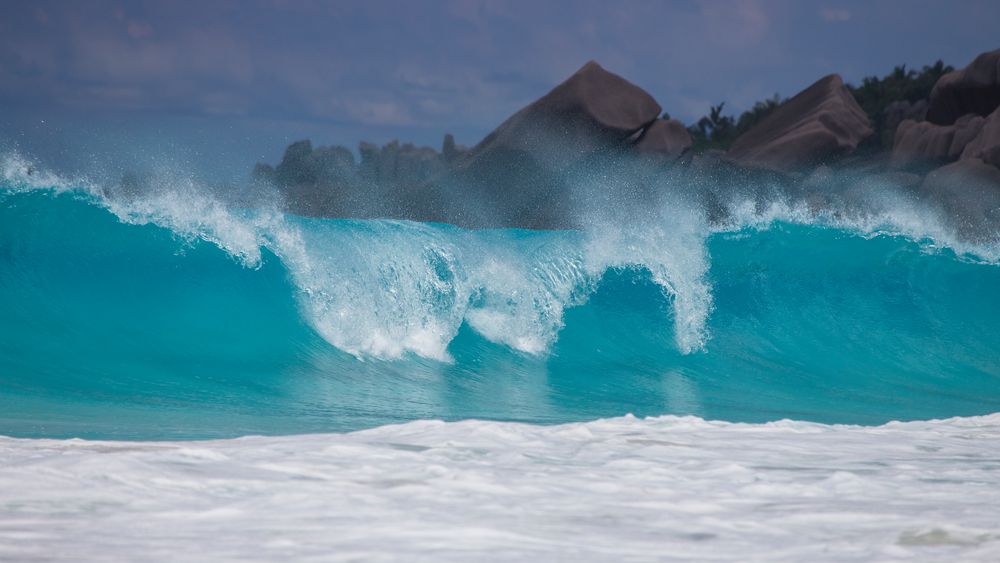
[0, 152, 83, 194]
[277, 220, 595, 359]
[2, 414, 1000, 561]
[279, 219, 469, 360]
[582, 202, 713, 353]
[461, 233, 592, 355]
[105, 175, 268, 267]
[713, 181, 1000, 264]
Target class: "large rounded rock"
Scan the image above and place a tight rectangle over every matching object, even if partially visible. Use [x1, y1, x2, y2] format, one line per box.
[961, 107, 1000, 168]
[918, 158, 1000, 240]
[726, 74, 873, 172]
[437, 60, 663, 228]
[891, 114, 986, 169]
[926, 48, 1000, 126]
[882, 99, 928, 146]
[463, 60, 662, 168]
[884, 99, 928, 131]
[634, 118, 692, 160]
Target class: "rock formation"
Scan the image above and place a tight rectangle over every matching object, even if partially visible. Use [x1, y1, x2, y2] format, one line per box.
[358, 140, 448, 187]
[253, 140, 359, 216]
[926, 48, 1000, 126]
[726, 74, 873, 172]
[634, 118, 693, 160]
[881, 99, 928, 147]
[255, 61, 672, 227]
[254, 135, 466, 217]
[891, 114, 986, 169]
[463, 60, 662, 164]
[432, 60, 664, 228]
[961, 107, 1000, 168]
[254, 49, 1000, 238]
[918, 158, 1000, 239]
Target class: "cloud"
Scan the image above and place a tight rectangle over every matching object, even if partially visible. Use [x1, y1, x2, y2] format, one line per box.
[341, 100, 415, 126]
[820, 8, 851, 22]
[126, 21, 154, 39]
[698, 0, 770, 48]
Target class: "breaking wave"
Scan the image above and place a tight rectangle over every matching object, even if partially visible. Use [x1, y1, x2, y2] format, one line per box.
[1, 152, 999, 439]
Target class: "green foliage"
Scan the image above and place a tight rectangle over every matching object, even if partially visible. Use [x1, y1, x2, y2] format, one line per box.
[734, 95, 782, 136]
[688, 103, 734, 150]
[848, 61, 952, 118]
[688, 95, 782, 151]
[684, 60, 954, 153]
[847, 60, 953, 148]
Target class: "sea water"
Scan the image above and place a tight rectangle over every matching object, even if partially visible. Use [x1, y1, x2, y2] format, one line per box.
[1, 153, 999, 560]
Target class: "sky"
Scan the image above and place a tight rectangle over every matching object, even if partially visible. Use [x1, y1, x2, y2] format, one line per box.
[1, 0, 998, 181]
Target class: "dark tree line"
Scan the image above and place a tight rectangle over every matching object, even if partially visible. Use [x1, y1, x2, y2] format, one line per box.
[686, 96, 783, 151]
[848, 60, 953, 148]
[685, 60, 954, 152]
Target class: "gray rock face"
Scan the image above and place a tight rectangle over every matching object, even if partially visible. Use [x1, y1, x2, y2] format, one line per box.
[359, 140, 446, 187]
[882, 99, 928, 147]
[438, 60, 663, 228]
[918, 158, 1000, 240]
[273, 140, 356, 187]
[257, 140, 359, 215]
[634, 119, 692, 160]
[255, 134, 465, 217]
[891, 114, 986, 168]
[257, 61, 668, 228]
[926, 48, 1000, 126]
[441, 134, 467, 163]
[961, 107, 1000, 168]
[727, 74, 873, 172]
[463, 60, 661, 167]
[254, 61, 1000, 238]
[884, 100, 928, 132]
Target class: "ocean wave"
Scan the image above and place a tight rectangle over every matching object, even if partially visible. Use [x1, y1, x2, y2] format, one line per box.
[2, 153, 1000, 438]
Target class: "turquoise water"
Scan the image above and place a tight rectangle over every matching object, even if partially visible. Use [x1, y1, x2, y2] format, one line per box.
[2, 176, 1000, 440]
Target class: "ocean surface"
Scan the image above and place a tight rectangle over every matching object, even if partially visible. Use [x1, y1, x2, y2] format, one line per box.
[2, 152, 999, 560]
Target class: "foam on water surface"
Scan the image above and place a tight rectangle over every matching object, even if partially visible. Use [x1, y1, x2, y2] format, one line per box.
[2, 414, 1000, 561]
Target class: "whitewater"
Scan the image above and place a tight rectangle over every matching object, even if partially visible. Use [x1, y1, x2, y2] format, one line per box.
[2, 152, 1000, 560]
[3, 415, 1000, 561]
